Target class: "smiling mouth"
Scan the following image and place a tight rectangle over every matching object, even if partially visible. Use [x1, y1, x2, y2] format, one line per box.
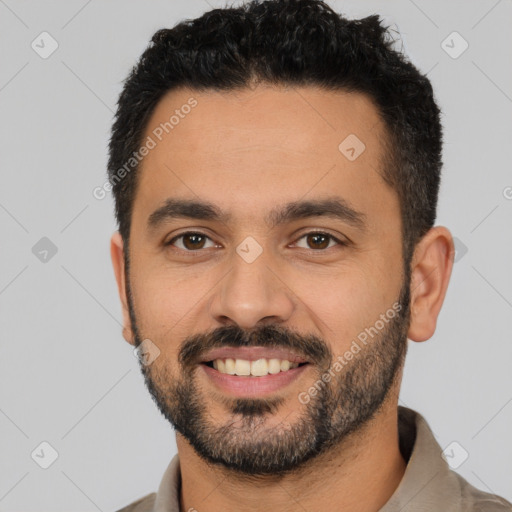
[202, 358, 309, 377]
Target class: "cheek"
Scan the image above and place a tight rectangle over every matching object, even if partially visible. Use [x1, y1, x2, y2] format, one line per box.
[129, 259, 204, 343]
[289, 268, 375, 341]
[290, 265, 396, 350]
[130, 280, 194, 369]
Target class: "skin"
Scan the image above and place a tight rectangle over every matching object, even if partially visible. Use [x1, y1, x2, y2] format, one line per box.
[111, 84, 454, 512]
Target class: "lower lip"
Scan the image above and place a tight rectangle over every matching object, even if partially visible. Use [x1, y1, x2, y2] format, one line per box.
[200, 363, 310, 397]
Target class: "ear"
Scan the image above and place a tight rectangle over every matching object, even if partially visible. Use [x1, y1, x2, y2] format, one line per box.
[110, 231, 135, 345]
[407, 226, 455, 342]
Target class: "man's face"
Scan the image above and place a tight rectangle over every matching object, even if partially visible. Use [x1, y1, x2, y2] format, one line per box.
[121, 85, 410, 475]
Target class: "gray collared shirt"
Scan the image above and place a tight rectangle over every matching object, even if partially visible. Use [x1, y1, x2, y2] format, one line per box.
[116, 406, 512, 511]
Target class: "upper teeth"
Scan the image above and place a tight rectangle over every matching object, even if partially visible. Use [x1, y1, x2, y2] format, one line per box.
[212, 358, 300, 376]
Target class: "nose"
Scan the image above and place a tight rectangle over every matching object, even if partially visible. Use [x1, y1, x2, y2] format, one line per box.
[209, 248, 296, 330]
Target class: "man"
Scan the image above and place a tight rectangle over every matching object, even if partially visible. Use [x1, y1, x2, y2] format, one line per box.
[108, 0, 512, 510]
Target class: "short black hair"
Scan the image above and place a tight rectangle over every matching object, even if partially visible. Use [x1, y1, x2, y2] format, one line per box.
[108, 0, 442, 268]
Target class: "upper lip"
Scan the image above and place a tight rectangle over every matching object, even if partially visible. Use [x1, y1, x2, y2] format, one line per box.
[199, 347, 309, 364]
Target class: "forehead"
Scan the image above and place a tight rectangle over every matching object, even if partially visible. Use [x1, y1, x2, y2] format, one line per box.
[133, 85, 398, 233]
[143, 84, 385, 158]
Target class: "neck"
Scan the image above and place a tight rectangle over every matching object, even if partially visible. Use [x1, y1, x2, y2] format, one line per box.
[176, 398, 406, 512]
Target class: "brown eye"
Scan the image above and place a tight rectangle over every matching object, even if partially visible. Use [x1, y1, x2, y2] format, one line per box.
[182, 233, 206, 250]
[294, 232, 345, 251]
[306, 233, 330, 249]
[167, 232, 215, 251]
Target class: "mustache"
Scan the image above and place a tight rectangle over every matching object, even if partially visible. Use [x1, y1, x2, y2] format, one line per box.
[179, 323, 331, 368]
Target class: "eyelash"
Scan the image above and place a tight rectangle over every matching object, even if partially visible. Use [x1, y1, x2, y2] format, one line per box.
[165, 230, 347, 254]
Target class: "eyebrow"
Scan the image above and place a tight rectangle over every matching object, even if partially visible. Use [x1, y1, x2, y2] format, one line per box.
[147, 196, 367, 232]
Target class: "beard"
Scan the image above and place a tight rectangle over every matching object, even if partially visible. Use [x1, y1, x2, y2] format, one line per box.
[126, 266, 411, 477]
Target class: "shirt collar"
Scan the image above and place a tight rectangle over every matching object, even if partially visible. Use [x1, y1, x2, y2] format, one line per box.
[380, 406, 458, 511]
[152, 406, 460, 512]
[153, 452, 181, 512]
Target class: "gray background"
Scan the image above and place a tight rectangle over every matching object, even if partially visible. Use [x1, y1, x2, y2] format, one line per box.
[0, 0, 511, 510]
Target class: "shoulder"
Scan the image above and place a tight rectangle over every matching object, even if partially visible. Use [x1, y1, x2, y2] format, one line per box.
[455, 472, 512, 511]
[115, 492, 157, 512]
[394, 407, 512, 511]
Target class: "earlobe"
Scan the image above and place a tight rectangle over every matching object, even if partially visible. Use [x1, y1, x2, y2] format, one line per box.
[407, 226, 455, 342]
[110, 232, 135, 345]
